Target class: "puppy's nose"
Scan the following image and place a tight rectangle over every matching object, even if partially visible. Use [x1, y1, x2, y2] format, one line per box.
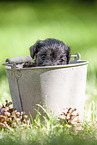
[50, 50, 56, 61]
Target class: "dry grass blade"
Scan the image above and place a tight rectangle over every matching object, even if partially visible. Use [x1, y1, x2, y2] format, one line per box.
[36, 104, 50, 120]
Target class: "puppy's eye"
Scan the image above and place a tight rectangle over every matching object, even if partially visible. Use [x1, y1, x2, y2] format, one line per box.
[60, 57, 65, 62]
[59, 56, 66, 64]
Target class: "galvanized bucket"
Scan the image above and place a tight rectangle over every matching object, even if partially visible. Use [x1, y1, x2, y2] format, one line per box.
[3, 54, 88, 120]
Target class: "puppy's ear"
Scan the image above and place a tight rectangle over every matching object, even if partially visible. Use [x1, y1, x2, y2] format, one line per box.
[66, 46, 71, 64]
[30, 40, 44, 59]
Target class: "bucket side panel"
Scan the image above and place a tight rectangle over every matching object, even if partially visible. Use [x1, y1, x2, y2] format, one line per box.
[6, 70, 22, 112]
[18, 70, 42, 119]
[40, 65, 87, 120]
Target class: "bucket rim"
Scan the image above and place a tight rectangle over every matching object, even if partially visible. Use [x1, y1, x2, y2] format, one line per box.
[5, 60, 88, 70]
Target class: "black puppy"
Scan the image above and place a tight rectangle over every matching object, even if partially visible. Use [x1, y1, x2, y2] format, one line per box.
[24, 38, 71, 67]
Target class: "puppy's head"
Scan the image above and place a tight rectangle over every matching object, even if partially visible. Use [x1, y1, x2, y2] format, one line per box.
[30, 38, 71, 66]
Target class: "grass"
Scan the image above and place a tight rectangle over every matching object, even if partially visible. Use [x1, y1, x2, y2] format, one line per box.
[0, 1, 97, 144]
[1, 105, 97, 145]
[1, 102, 97, 145]
[1, 127, 97, 145]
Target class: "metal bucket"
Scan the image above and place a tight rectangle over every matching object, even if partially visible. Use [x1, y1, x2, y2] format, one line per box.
[3, 54, 88, 120]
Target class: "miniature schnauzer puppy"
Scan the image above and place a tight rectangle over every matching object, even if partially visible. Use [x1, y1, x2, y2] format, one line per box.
[23, 38, 71, 67]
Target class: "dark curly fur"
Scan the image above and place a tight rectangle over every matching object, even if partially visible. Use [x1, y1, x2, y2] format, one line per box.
[24, 38, 71, 67]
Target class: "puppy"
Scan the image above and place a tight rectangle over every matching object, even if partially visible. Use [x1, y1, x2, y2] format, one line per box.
[23, 38, 71, 67]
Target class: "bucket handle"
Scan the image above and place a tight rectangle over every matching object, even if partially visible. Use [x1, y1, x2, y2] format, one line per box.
[2, 56, 32, 66]
[71, 53, 81, 61]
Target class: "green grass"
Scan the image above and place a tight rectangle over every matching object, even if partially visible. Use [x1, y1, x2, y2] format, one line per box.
[1, 103, 97, 145]
[0, 1, 97, 144]
[1, 127, 97, 145]
[0, 102, 97, 145]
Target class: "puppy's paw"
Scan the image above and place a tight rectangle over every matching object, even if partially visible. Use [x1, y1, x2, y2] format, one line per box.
[23, 62, 36, 68]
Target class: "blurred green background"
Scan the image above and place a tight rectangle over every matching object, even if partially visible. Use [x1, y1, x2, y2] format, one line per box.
[0, 0, 97, 105]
